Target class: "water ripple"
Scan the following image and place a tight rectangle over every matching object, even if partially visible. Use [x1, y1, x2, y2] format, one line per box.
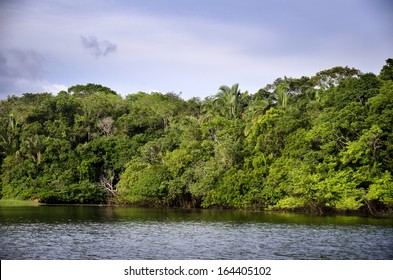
[1, 207, 392, 259]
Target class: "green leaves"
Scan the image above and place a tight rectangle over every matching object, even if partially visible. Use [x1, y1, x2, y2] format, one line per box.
[0, 63, 392, 215]
[118, 161, 170, 204]
[379, 58, 393, 81]
[340, 125, 383, 166]
[367, 171, 393, 207]
[213, 83, 248, 119]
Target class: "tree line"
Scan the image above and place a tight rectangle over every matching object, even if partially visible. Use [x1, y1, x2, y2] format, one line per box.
[1, 59, 393, 215]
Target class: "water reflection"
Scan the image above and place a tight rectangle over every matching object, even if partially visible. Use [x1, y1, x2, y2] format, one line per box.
[1, 206, 392, 259]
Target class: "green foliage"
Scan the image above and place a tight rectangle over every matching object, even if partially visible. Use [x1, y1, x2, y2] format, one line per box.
[213, 83, 246, 119]
[379, 58, 393, 81]
[0, 199, 41, 206]
[118, 161, 170, 204]
[40, 181, 107, 204]
[367, 171, 393, 207]
[1, 61, 392, 215]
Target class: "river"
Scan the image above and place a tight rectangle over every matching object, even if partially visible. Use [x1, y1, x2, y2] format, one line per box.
[0, 206, 392, 259]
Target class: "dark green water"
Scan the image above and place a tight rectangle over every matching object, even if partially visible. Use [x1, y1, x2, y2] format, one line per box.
[0, 206, 392, 259]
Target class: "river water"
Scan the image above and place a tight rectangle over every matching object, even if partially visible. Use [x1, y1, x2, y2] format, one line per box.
[0, 206, 392, 259]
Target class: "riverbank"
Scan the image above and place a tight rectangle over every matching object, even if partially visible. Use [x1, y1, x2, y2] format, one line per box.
[2, 198, 392, 218]
[0, 199, 41, 207]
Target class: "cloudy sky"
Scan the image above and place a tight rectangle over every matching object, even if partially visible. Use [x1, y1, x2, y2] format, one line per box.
[0, 0, 392, 100]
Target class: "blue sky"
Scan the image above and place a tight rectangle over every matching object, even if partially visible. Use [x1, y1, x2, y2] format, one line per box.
[0, 0, 392, 100]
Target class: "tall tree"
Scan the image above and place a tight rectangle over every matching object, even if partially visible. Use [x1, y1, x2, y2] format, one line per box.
[379, 58, 393, 81]
[213, 83, 247, 119]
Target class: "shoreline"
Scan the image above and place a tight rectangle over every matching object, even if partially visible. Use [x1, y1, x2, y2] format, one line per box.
[2, 199, 392, 218]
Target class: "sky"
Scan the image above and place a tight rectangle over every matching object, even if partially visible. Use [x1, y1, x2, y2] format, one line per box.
[0, 0, 392, 100]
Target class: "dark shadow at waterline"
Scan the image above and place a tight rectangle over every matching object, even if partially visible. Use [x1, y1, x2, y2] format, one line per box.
[1, 206, 392, 259]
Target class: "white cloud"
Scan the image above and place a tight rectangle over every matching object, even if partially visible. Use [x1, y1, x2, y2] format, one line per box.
[0, 76, 67, 96]
[42, 82, 68, 94]
[1, 0, 391, 99]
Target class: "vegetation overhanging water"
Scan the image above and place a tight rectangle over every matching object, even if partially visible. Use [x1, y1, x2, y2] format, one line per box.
[1, 59, 393, 217]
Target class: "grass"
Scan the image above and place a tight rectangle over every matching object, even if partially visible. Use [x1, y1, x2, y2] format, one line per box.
[0, 199, 41, 207]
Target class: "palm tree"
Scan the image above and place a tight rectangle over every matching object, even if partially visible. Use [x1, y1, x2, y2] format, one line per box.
[24, 135, 45, 166]
[213, 83, 244, 119]
[276, 82, 290, 110]
[243, 99, 270, 136]
[248, 99, 270, 124]
[0, 114, 20, 155]
[199, 96, 216, 124]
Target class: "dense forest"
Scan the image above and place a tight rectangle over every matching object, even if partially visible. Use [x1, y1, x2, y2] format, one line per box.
[1, 59, 393, 215]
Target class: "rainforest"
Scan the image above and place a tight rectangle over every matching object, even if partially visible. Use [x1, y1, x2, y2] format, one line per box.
[1, 59, 392, 216]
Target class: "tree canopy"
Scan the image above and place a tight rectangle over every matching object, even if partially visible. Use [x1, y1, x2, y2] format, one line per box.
[1, 59, 392, 215]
